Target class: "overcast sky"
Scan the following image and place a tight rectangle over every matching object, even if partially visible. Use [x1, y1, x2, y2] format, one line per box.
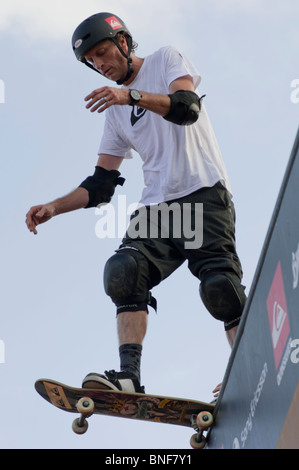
[0, 0, 298, 449]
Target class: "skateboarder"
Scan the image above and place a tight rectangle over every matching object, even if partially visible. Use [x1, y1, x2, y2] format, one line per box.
[26, 12, 246, 395]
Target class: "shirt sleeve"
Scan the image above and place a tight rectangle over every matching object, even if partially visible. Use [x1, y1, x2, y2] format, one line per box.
[163, 46, 201, 90]
[98, 111, 133, 159]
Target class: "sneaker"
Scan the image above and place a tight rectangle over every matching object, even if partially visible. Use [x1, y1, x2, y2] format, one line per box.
[82, 370, 145, 394]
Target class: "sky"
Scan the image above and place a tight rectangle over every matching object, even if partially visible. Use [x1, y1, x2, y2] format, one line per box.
[0, 0, 298, 450]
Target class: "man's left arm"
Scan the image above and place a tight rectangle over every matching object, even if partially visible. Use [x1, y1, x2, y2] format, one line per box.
[84, 75, 197, 118]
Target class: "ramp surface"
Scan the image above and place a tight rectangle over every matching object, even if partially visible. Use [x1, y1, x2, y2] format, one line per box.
[208, 128, 299, 449]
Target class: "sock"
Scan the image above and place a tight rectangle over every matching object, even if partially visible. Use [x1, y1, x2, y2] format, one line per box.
[119, 343, 142, 382]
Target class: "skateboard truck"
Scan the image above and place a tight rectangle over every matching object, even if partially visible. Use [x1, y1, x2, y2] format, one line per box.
[72, 397, 95, 435]
[72, 398, 214, 449]
[190, 411, 214, 449]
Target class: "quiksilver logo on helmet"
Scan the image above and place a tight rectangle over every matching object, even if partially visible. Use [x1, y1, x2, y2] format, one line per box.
[74, 39, 83, 49]
[105, 16, 122, 30]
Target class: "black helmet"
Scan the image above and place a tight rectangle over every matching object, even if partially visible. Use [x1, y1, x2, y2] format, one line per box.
[72, 12, 134, 85]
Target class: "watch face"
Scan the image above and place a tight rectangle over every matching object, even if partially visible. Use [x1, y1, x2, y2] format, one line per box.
[131, 90, 141, 101]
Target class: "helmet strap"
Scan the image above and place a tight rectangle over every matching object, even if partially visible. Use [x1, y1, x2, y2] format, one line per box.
[82, 59, 102, 75]
[112, 36, 134, 85]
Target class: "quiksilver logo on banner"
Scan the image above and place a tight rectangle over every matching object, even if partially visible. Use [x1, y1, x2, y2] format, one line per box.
[266, 262, 290, 370]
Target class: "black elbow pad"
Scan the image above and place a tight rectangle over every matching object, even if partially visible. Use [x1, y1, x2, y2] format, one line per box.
[163, 90, 205, 126]
[79, 166, 125, 208]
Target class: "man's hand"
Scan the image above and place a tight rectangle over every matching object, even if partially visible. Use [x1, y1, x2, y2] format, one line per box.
[85, 86, 130, 113]
[26, 203, 56, 235]
[212, 383, 222, 398]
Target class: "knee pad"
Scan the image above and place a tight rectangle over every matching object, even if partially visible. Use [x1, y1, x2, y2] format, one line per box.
[199, 271, 246, 330]
[103, 249, 151, 314]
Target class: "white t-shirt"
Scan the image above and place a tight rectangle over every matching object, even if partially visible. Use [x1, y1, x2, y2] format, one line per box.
[99, 45, 232, 205]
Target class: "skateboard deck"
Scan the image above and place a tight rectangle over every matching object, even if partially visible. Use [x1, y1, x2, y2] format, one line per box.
[35, 378, 215, 448]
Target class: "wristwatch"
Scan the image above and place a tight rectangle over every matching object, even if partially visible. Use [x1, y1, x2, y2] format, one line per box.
[129, 89, 142, 106]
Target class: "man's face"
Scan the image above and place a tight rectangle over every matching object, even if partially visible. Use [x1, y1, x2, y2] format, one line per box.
[85, 37, 128, 82]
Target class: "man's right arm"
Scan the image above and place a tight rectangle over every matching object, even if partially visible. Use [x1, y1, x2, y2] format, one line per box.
[26, 154, 124, 235]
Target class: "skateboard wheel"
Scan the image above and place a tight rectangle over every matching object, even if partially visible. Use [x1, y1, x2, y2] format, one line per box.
[190, 433, 206, 449]
[77, 397, 95, 415]
[196, 411, 213, 430]
[72, 417, 88, 435]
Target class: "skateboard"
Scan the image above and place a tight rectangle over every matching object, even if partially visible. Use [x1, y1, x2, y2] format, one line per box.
[35, 378, 215, 448]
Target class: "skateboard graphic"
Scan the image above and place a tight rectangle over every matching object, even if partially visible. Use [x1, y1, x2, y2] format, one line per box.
[35, 378, 215, 448]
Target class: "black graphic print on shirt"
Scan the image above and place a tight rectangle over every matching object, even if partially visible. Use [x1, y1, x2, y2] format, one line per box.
[131, 106, 147, 126]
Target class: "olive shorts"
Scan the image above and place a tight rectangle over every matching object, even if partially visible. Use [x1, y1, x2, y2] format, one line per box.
[117, 182, 243, 288]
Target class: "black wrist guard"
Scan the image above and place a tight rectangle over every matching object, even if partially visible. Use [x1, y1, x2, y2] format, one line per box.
[79, 166, 125, 208]
[163, 90, 205, 126]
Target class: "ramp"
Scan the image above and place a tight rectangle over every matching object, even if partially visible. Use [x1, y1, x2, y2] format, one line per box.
[208, 127, 299, 449]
